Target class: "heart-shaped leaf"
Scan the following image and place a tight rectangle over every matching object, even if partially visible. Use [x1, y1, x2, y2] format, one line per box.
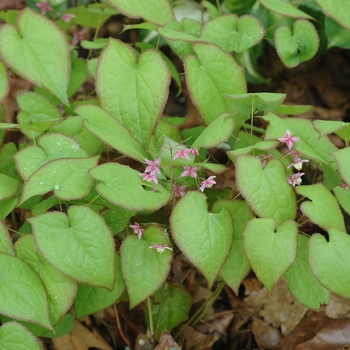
[148, 283, 192, 339]
[0, 8, 70, 104]
[76, 105, 148, 161]
[121, 224, 172, 308]
[171, 191, 233, 288]
[192, 114, 235, 149]
[235, 155, 297, 225]
[28, 206, 115, 289]
[184, 42, 247, 125]
[0, 322, 44, 350]
[316, 0, 350, 30]
[309, 227, 350, 298]
[20, 156, 99, 203]
[201, 14, 264, 53]
[108, 0, 174, 25]
[0, 253, 52, 330]
[296, 184, 346, 232]
[285, 234, 329, 309]
[16, 92, 62, 140]
[214, 200, 254, 294]
[15, 133, 88, 181]
[275, 19, 319, 68]
[96, 38, 170, 149]
[89, 163, 172, 211]
[332, 147, 350, 186]
[74, 253, 125, 318]
[243, 218, 298, 292]
[14, 235, 77, 326]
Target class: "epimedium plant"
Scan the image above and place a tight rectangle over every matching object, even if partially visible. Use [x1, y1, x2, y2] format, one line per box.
[0, 0, 349, 348]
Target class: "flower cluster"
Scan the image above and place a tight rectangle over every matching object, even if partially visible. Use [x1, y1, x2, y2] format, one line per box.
[149, 244, 173, 253]
[36, 0, 53, 15]
[140, 158, 161, 184]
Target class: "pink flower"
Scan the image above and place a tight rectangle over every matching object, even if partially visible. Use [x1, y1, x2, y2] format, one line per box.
[71, 29, 85, 45]
[287, 151, 309, 170]
[199, 176, 216, 192]
[173, 149, 192, 160]
[278, 130, 300, 150]
[140, 172, 158, 184]
[62, 13, 76, 23]
[191, 148, 199, 156]
[287, 172, 305, 187]
[172, 184, 186, 197]
[144, 158, 161, 175]
[149, 244, 172, 253]
[181, 166, 200, 178]
[129, 222, 144, 239]
[36, 0, 53, 15]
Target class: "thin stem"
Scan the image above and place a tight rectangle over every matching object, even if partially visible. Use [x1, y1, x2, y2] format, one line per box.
[113, 304, 130, 347]
[147, 297, 154, 341]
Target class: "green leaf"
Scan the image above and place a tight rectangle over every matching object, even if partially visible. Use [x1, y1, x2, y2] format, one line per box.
[296, 184, 346, 232]
[14, 235, 77, 326]
[332, 147, 350, 186]
[121, 224, 172, 308]
[200, 14, 264, 53]
[259, 0, 313, 19]
[81, 38, 109, 49]
[15, 133, 88, 181]
[276, 104, 312, 115]
[41, 314, 75, 338]
[89, 163, 172, 211]
[333, 185, 350, 216]
[20, 156, 99, 203]
[0, 253, 52, 330]
[17, 92, 62, 139]
[315, 0, 350, 30]
[235, 155, 297, 225]
[192, 114, 235, 149]
[325, 16, 350, 49]
[184, 42, 247, 125]
[0, 8, 70, 104]
[313, 120, 347, 137]
[0, 322, 43, 350]
[96, 38, 170, 149]
[263, 112, 338, 166]
[0, 60, 9, 103]
[170, 191, 233, 288]
[28, 206, 115, 289]
[0, 173, 20, 200]
[67, 53, 88, 98]
[275, 19, 319, 68]
[102, 207, 136, 235]
[74, 253, 125, 318]
[148, 283, 192, 339]
[309, 227, 350, 298]
[67, 3, 118, 29]
[76, 105, 148, 161]
[285, 234, 329, 309]
[0, 220, 13, 255]
[0, 10, 20, 25]
[228, 140, 279, 159]
[108, 0, 174, 25]
[214, 200, 254, 294]
[50, 115, 103, 156]
[243, 218, 298, 293]
[0, 143, 21, 181]
[224, 92, 286, 121]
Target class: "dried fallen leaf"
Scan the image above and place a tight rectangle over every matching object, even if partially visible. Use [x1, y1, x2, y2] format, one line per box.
[154, 330, 180, 350]
[251, 316, 282, 350]
[52, 321, 113, 350]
